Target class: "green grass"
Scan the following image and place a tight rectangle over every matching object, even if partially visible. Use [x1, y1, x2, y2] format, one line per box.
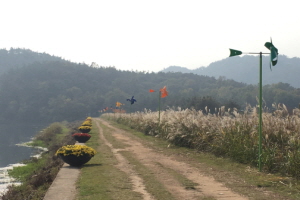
[25, 122, 70, 148]
[9, 157, 47, 182]
[25, 139, 47, 148]
[8, 122, 70, 181]
[119, 151, 175, 200]
[154, 161, 199, 190]
[76, 123, 143, 200]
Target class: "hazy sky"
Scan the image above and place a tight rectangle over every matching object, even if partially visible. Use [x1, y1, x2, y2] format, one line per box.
[1, 0, 299, 72]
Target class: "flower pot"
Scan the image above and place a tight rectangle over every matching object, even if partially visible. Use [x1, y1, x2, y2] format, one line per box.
[79, 129, 91, 133]
[59, 154, 92, 166]
[73, 135, 91, 143]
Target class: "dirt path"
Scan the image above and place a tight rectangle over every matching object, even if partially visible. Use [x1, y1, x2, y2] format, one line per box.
[95, 118, 248, 200]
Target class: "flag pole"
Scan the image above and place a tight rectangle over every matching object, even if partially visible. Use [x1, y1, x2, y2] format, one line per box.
[158, 91, 161, 123]
[229, 40, 278, 172]
[258, 52, 263, 171]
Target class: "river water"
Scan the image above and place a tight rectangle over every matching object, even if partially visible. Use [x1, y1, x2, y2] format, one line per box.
[0, 123, 48, 195]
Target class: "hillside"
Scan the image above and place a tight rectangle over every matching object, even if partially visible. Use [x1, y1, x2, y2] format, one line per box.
[0, 49, 299, 123]
[0, 48, 64, 74]
[161, 55, 300, 88]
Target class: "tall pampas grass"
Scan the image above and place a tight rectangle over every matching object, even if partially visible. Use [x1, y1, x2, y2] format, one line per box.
[102, 104, 300, 179]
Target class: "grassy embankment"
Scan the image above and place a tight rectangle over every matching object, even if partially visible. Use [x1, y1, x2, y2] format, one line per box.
[1, 121, 78, 200]
[77, 117, 300, 200]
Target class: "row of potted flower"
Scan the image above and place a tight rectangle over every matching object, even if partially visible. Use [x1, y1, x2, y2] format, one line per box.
[78, 118, 92, 133]
[55, 117, 97, 167]
[74, 117, 93, 142]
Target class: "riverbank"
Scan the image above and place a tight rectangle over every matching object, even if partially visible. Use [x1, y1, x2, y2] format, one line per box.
[0, 163, 25, 196]
[0, 142, 49, 195]
[0, 123, 48, 168]
[0, 121, 77, 200]
[0, 132, 49, 196]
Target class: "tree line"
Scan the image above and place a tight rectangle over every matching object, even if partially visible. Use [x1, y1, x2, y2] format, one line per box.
[0, 49, 299, 123]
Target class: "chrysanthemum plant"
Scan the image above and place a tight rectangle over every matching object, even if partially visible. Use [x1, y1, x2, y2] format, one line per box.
[78, 125, 91, 131]
[56, 145, 96, 157]
[81, 120, 92, 127]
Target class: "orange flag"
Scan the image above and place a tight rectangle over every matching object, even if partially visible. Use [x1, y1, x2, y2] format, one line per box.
[160, 86, 168, 98]
[149, 89, 155, 92]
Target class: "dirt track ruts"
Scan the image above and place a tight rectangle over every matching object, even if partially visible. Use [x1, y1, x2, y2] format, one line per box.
[95, 118, 248, 200]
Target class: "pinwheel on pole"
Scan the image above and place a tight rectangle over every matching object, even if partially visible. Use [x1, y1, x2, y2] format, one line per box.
[116, 102, 122, 107]
[126, 96, 137, 114]
[115, 101, 124, 112]
[229, 39, 278, 171]
[113, 101, 124, 114]
[103, 107, 109, 112]
[149, 86, 168, 123]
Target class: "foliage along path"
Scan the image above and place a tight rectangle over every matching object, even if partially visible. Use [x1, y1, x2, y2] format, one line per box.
[94, 118, 248, 200]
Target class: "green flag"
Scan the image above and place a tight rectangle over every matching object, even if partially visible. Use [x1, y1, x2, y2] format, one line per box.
[229, 49, 242, 57]
[264, 40, 278, 66]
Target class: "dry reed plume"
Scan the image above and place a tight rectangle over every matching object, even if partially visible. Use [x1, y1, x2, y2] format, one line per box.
[103, 104, 300, 179]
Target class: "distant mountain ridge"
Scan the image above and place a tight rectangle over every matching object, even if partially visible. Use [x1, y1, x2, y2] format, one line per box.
[161, 55, 300, 88]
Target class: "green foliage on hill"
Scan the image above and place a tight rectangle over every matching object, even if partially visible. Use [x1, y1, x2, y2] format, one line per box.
[0, 48, 63, 74]
[0, 49, 299, 123]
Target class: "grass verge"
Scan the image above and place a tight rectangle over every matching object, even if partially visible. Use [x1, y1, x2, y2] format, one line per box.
[76, 122, 143, 200]
[119, 151, 175, 200]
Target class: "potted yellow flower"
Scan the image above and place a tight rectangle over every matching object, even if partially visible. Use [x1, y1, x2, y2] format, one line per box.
[81, 120, 92, 127]
[78, 125, 91, 133]
[56, 145, 96, 166]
